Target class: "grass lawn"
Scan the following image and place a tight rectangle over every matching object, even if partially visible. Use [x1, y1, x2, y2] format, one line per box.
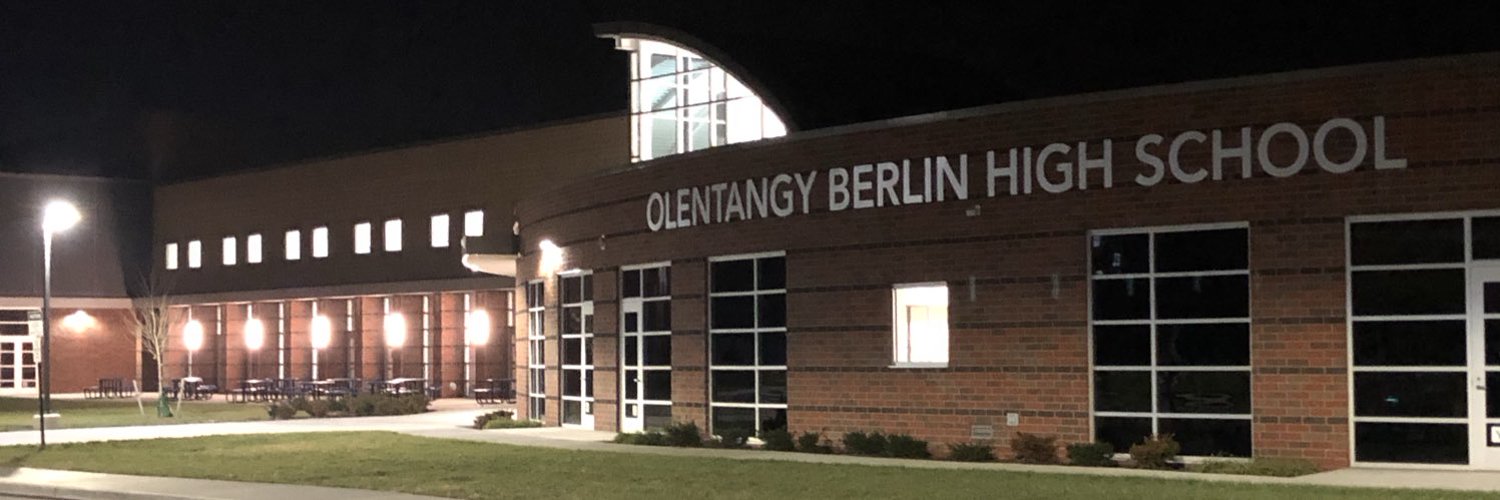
[0, 397, 267, 431]
[0, 432, 1490, 500]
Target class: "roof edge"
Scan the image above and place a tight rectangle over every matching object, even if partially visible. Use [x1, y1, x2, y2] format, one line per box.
[593, 21, 800, 132]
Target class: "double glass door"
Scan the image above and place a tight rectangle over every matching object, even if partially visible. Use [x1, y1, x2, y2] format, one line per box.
[0, 338, 38, 391]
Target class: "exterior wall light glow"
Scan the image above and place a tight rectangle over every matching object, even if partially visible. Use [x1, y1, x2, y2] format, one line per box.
[538, 239, 563, 275]
[183, 319, 205, 352]
[244, 318, 265, 351]
[61, 310, 96, 333]
[310, 314, 333, 350]
[464, 310, 491, 346]
[41, 200, 82, 234]
[383, 312, 407, 348]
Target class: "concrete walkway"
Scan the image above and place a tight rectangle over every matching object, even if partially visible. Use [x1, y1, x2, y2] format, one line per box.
[2, 407, 1499, 497]
[0, 467, 443, 500]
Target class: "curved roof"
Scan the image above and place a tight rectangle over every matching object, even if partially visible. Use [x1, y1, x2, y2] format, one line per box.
[594, 21, 1015, 133]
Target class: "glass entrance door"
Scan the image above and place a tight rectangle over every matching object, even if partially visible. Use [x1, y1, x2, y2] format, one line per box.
[560, 273, 595, 429]
[0, 338, 38, 391]
[1470, 267, 1500, 469]
[620, 264, 672, 433]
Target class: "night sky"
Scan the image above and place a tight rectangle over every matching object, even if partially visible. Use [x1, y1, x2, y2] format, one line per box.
[3, 1, 1497, 182]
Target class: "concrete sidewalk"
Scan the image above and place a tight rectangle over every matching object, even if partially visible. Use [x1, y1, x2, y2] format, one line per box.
[0, 467, 443, 500]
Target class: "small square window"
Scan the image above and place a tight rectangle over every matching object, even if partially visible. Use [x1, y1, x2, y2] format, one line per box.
[430, 214, 450, 248]
[246, 234, 263, 264]
[285, 230, 302, 261]
[354, 222, 371, 255]
[384, 219, 402, 252]
[312, 226, 329, 258]
[893, 283, 949, 366]
[222, 236, 237, 266]
[165, 243, 179, 270]
[464, 210, 484, 237]
[187, 240, 202, 269]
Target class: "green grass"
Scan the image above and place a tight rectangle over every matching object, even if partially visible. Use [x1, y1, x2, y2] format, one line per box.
[0, 397, 267, 431]
[0, 432, 1490, 499]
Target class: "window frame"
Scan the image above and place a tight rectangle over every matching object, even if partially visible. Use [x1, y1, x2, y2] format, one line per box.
[165, 242, 179, 270]
[384, 218, 403, 253]
[464, 210, 485, 237]
[707, 251, 788, 436]
[890, 282, 950, 368]
[246, 233, 263, 264]
[354, 222, 372, 255]
[525, 280, 547, 422]
[311, 226, 329, 259]
[222, 236, 237, 266]
[187, 240, 202, 269]
[285, 230, 302, 261]
[430, 213, 451, 248]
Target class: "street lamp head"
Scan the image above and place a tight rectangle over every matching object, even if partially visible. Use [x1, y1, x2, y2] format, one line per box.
[41, 200, 81, 235]
[464, 310, 491, 346]
[182, 319, 205, 352]
[310, 314, 333, 349]
[244, 318, 265, 351]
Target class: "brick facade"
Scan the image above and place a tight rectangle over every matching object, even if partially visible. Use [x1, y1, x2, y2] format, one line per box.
[512, 53, 1500, 469]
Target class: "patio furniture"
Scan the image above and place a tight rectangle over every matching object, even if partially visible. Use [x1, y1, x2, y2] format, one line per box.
[473, 378, 514, 404]
[385, 377, 426, 396]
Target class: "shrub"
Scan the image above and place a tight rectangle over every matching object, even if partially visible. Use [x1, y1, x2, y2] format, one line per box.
[947, 442, 996, 462]
[1066, 442, 1117, 467]
[1191, 458, 1319, 477]
[307, 399, 332, 418]
[614, 431, 668, 446]
[1011, 433, 1060, 464]
[472, 409, 516, 429]
[663, 421, 704, 447]
[287, 396, 312, 415]
[484, 418, 543, 430]
[351, 394, 380, 416]
[759, 428, 795, 451]
[884, 434, 931, 459]
[1128, 434, 1181, 469]
[796, 432, 834, 454]
[842, 431, 887, 456]
[327, 398, 349, 413]
[713, 428, 752, 449]
[349, 393, 429, 417]
[265, 403, 296, 420]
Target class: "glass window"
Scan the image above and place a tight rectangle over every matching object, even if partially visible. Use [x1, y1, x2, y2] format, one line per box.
[354, 222, 372, 254]
[710, 254, 788, 434]
[1090, 234, 1148, 275]
[311, 226, 329, 258]
[1350, 219, 1464, 266]
[222, 236, 237, 266]
[187, 240, 202, 269]
[384, 219, 402, 252]
[165, 243, 179, 270]
[464, 210, 484, 237]
[893, 284, 949, 366]
[1154, 228, 1249, 272]
[1473, 217, 1500, 260]
[430, 214, 450, 248]
[247, 234, 262, 264]
[1353, 321, 1466, 366]
[1354, 372, 1466, 418]
[1350, 270, 1465, 316]
[285, 230, 301, 261]
[1355, 423, 1467, 464]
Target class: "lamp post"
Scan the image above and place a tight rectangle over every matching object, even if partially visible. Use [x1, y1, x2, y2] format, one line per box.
[464, 309, 491, 394]
[383, 312, 406, 379]
[310, 314, 332, 380]
[38, 200, 80, 449]
[244, 317, 265, 379]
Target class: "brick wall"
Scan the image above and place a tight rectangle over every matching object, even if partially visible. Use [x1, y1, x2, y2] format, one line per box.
[512, 53, 1500, 469]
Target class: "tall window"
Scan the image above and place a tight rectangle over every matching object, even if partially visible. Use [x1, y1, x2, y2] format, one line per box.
[1090, 225, 1251, 457]
[431, 214, 450, 248]
[285, 230, 301, 261]
[312, 226, 329, 258]
[560, 272, 595, 427]
[893, 283, 949, 366]
[709, 253, 787, 435]
[464, 210, 485, 237]
[354, 222, 372, 254]
[222, 236, 237, 266]
[187, 240, 202, 269]
[615, 38, 788, 163]
[246, 233, 263, 264]
[165, 243, 179, 270]
[622, 264, 673, 430]
[526, 280, 546, 421]
[385, 219, 403, 252]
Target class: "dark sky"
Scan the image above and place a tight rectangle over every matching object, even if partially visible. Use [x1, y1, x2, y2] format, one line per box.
[3, 1, 1498, 181]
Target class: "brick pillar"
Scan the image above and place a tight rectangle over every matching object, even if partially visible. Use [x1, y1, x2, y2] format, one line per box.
[476, 290, 513, 384]
[245, 302, 278, 380]
[222, 304, 247, 391]
[515, 285, 533, 419]
[439, 292, 465, 397]
[316, 299, 350, 380]
[543, 275, 560, 427]
[288, 300, 313, 380]
[592, 269, 620, 432]
[671, 261, 709, 429]
[389, 296, 421, 379]
[360, 297, 385, 380]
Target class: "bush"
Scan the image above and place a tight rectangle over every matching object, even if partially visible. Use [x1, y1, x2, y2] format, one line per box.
[484, 418, 543, 430]
[1011, 433, 1060, 464]
[759, 428, 795, 451]
[473, 409, 516, 429]
[884, 434, 931, 459]
[307, 399, 332, 418]
[265, 403, 296, 420]
[663, 421, 704, 447]
[327, 398, 349, 413]
[349, 393, 429, 417]
[947, 442, 996, 462]
[842, 431, 888, 456]
[614, 431, 668, 446]
[287, 396, 312, 415]
[1191, 458, 1319, 477]
[1066, 442, 1117, 467]
[796, 432, 834, 454]
[713, 428, 752, 449]
[1128, 434, 1181, 469]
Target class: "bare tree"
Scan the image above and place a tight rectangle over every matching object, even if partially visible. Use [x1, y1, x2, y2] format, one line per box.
[124, 277, 177, 417]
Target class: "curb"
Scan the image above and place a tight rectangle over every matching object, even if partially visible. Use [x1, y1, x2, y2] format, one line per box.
[0, 481, 198, 500]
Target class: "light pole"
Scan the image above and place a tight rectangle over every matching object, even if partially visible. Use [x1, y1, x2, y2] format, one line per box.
[38, 200, 80, 449]
[464, 309, 491, 394]
[310, 314, 332, 380]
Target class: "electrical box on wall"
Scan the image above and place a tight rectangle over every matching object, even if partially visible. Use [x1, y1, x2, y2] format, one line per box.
[1006, 412, 1020, 427]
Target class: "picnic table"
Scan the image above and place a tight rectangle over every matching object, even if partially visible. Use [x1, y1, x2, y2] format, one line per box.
[473, 378, 515, 404]
[383, 377, 427, 396]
